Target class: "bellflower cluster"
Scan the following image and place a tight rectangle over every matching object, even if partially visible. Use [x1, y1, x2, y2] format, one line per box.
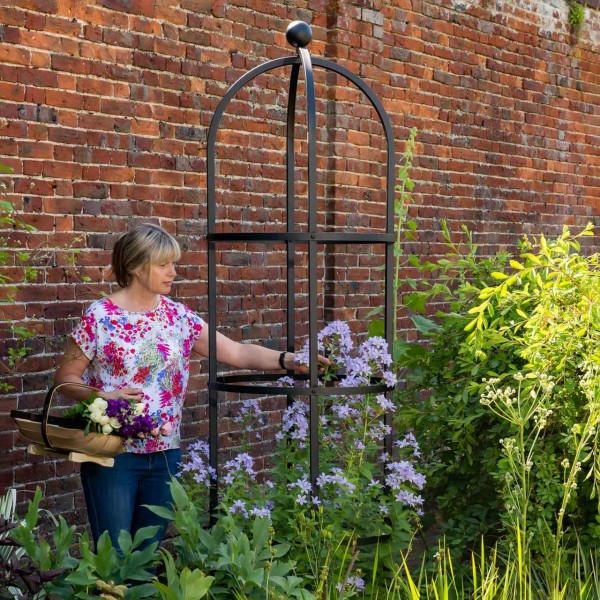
[337, 576, 366, 593]
[395, 431, 421, 457]
[294, 320, 354, 368]
[233, 399, 265, 427]
[223, 453, 256, 484]
[288, 476, 314, 505]
[233, 398, 266, 444]
[316, 468, 357, 495]
[178, 440, 216, 488]
[385, 459, 426, 512]
[275, 400, 309, 447]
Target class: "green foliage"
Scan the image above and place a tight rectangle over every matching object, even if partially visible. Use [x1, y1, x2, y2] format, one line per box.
[3, 487, 159, 599]
[396, 221, 511, 550]
[153, 551, 213, 600]
[0, 162, 91, 393]
[398, 223, 600, 560]
[65, 528, 159, 598]
[568, 0, 586, 38]
[153, 478, 312, 599]
[7, 487, 78, 597]
[0, 488, 27, 597]
[368, 126, 418, 357]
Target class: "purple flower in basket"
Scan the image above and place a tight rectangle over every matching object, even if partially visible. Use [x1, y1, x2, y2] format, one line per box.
[66, 396, 159, 440]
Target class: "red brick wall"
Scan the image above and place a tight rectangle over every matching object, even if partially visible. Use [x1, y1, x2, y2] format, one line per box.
[1, 0, 599, 525]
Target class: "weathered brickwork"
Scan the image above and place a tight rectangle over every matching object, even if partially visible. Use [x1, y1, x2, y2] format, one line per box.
[0, 0, 599, 526]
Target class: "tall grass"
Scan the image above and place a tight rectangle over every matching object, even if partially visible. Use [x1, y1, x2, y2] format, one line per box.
[380, 535, 599, 600]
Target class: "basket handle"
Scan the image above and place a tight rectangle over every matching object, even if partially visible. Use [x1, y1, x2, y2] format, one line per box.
[41, 383, 99, 450]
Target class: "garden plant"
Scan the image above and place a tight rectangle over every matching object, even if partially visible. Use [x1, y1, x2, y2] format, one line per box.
[397, 222, 600, 597]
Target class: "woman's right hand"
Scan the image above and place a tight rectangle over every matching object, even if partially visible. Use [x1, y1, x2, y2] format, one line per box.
[97, 387, 144, 401]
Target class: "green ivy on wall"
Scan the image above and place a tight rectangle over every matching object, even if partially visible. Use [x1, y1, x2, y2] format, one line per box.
[568, 0, 586, 40]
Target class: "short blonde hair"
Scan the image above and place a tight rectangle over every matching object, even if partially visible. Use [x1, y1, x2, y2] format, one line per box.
[111, 223, 181, 288]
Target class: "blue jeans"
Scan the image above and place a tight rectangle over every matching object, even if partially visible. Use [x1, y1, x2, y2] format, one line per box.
[80, 449, 181, 551]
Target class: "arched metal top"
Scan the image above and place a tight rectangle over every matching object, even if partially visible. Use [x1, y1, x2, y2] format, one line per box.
[206, 55, 396, 235]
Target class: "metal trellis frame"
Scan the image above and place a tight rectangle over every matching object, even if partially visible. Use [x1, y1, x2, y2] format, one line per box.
[205, 21, 396, 514]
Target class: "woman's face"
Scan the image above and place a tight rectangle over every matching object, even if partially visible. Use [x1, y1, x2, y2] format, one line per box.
[132, 260, 177, 295]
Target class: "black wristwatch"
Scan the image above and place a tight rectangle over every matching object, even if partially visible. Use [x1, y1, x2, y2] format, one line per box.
[279, 352, 288, 370]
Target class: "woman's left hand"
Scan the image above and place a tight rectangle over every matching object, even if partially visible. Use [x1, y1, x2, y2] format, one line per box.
[283, 352, 330, 373]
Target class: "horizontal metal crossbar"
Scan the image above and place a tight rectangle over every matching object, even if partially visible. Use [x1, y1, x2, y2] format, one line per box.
[207, 232, 395, 243]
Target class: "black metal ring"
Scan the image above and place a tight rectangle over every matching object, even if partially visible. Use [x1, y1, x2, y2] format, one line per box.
[210, 372, 392, 397]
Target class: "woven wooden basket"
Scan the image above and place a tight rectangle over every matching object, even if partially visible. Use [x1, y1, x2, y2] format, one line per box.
[11, 383, 123, 465]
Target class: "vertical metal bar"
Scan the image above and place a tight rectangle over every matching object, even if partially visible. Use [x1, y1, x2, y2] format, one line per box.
[206, 119, 219, 517]
[383, 117, 396, 458]
[299, 47, 319, 489]
[286, 64, 300, 395]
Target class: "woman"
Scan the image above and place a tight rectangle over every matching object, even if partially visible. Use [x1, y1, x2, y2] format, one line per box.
[55, 223, 325, 550]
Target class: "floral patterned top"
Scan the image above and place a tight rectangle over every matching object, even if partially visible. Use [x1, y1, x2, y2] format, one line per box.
[71, 296, 205, 454]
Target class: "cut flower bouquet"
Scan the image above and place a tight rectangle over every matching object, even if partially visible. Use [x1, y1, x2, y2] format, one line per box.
[63, 396, 163, 440]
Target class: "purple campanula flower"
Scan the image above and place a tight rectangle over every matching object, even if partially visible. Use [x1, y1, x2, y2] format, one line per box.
[395, 490, 424, 508]
[277, 375, 296, 387]
[223, 452, 256, 479]
[288, 476, 312, 495]
[250, 506, 272, 519]
[358, 336, 392, 369]
[278, 400, 309, 445]
[230, 499, 249, 518]
[316, 469, 356, 494]
[395, 432, 422, 457]
[386, 460, 426, 490]
[382, 370, 398, 388]
[179, 440, 216, 487]
[375, 394, 396, 412]
[318, 320, 353, 361]
[347, 576, 365, 591]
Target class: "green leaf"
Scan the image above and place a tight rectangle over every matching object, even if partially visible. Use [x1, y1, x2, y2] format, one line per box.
[251, 517, 270, 555]
[153, 582, 177, 600]
[463, 317, 478, 332]
[491, 271, 508, 280]
[403, 291, 428, 313]
[180, 569, 214, 599]
[365, 306, 383, 319]
[393, 339, 413, 362]
[509, 260, 524, 270]
[118, 529, 133, 555]
[368, 319, 384, 338]
[412, 315, 442, 334]
[468, 303, 487, 314]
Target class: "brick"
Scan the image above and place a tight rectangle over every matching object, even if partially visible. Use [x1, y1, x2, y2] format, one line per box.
[98, 0, 153, 16]
[50, 54, 92, 74]
[73, 182, 110, 199]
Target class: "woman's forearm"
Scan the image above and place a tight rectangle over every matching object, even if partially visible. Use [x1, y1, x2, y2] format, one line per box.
[230, 343, 292, 371]
[53, 373, 99, 402]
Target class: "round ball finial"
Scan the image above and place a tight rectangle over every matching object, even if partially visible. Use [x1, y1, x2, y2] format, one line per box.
[286, 21, 312, 48]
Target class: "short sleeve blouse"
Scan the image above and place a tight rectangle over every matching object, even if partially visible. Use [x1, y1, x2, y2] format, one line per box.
[71, 296, 205, 454]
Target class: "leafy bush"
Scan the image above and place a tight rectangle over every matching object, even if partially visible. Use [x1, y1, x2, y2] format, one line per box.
[397, 223, 600, 558]
[395, 222, 511, 550]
